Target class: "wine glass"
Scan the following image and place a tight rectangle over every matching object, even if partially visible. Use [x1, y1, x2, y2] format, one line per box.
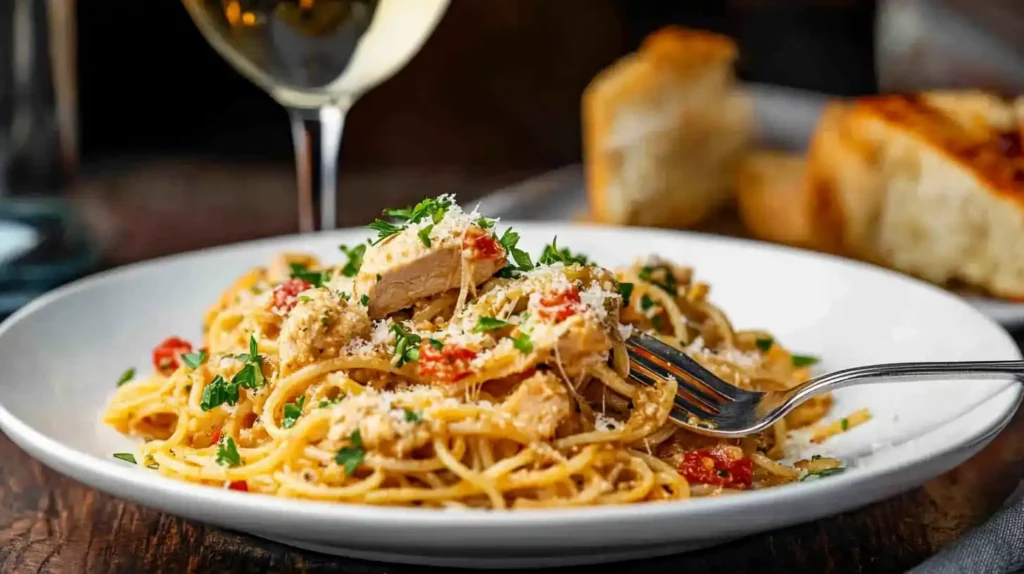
[181, 0, 450, 232]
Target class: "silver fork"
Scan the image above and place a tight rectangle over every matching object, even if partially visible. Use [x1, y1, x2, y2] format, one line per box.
[625, 332, 1024, 438]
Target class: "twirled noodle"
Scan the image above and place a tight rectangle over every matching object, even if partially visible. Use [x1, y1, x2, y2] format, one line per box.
[103, 199, 866, 509]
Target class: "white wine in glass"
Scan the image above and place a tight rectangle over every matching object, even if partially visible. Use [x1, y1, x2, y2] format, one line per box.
[182, 0, 450, 232]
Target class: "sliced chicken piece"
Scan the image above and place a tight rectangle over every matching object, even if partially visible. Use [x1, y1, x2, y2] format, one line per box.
[500, 371, 572, 440]
[356, 224, 506, 319]
[278, 287, 372, 374]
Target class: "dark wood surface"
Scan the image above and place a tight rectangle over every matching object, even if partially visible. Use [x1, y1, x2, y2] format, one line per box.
[1, 161, 1022, 574]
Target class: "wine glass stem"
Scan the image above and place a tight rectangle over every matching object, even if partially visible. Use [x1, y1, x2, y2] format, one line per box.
[289, 105, 347, 232]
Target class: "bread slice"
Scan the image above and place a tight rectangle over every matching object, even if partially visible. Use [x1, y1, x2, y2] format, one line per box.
[804, 91, 1024, 299]
[735, 150, 812, 248]
[582, 26, 752, 228]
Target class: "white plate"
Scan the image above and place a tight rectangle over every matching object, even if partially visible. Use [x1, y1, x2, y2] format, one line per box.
[0, 223, 1020, 569]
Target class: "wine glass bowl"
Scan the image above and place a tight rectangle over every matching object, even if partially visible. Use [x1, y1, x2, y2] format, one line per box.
[181, 0, 450, 231]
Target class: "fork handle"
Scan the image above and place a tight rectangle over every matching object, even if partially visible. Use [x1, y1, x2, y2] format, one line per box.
[798, 360, 1024, 397]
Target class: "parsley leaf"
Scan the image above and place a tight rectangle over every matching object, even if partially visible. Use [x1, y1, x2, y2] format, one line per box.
[338, 243, 366, 277]
[289, 262, 329, 288]
[498, 228, 534, 272]
[800, 467, 846, 481]
[334, 430, 365, 476]
[360, 294, 370, 306]
[181, 350, 207, 370]
[370, 197, 453, 245]
[112, 453, 137, 464]
[638, 265, 678, 296]
[318, 395, 344, 408]
[792, 354, 820, 368]
[537, 237, 589, 266]
[512, 332, 533, 354]
[417, 224, 434, 248]
[116, 367, 136, 387]
[840, 417, 849, 431]
[428, 338, 444, 350]
[755, 337, 774, 352]
[282, 396, 306, 429]
[368, 219, 402, 243]
[200, 375, 239, 411]
[618, 283, 634, 307]
[640, 294, 657, 312]
[216, 436, 242, 467]
[390, 323, 422, 367]
[477, 217, 495, 229]
[404, 410, 423, 423]
[473, 316, 512, 332]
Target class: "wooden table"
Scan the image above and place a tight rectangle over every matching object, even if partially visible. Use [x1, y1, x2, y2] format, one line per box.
[2, 161, 1022, 573]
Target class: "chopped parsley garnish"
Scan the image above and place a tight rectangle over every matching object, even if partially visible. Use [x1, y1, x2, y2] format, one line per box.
[428, 338, 444, 350]
[369, 197, 453, 244]
[791, 354, 820, 368]
[335, 429, 365, 476]
[640, 294, 657, 312]
[112, 453, 137, 464]
[215, 436, 242, 467]
[116, 367, 136, 387]
[477, 217, 496, 229]
[417, 224, 434, 247]
[181, 350, 207, 370]
[318, 396, 344, 408]
[618, 283, 634, 307]
[282, 396, 306, 429]
[840, 417, 849, 431]
[473, 316, 512, 332]
[367, 219, 402, 243]
[200, 336, 264, 411]
[335, 290, 350, 301]
[512, 332, 533, 354]
[537, 237, 589, 266]
[360, 294, 370, 306]
[755, 337, 774, 352]
[289, 262, 329, 288]
[404, 410, 423, 423]
[230, 335, 266, 390]
[338, 243, 366, 277]
[800, 467, 846, 481]
[200, 375, 238, 411]
[638, 265, 678, 295]
[390, 323, 422, 367]
[498, 228, 534, 272]
[299, 295, 311, 303]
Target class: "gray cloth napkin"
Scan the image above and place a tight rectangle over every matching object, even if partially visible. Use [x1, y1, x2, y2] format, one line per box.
[909, 495, 1024, 574]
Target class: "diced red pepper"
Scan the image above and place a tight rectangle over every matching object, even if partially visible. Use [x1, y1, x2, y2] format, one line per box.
[537, 285, 582, 322]
[417, 341, 478, 383]
[228, 480, 248, 492]
[678, 446, 753, 490]
[152, 336, 194, 375]
[272, 278, 311, 314]
[461, 227, 504, 261]
[210, 427, 222, 445]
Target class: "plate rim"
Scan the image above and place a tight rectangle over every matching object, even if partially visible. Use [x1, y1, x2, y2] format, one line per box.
[0, 222, 1020, 532]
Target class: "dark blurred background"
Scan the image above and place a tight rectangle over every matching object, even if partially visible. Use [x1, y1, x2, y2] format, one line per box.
[77, 0, 877, 172]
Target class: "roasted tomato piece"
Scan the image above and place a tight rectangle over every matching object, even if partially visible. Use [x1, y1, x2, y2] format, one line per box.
[272, 278, 311, 314]
[417, 341, 478, 383]
[228, 480, 248, 492]
[152, 336, 194, 375]
[461, 227, 504, 261]
[537, 285, 582, 322]
[678, 446, 753, 489]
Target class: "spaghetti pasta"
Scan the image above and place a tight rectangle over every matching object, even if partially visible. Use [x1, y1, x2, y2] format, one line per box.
[103, 195, 862, 508]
